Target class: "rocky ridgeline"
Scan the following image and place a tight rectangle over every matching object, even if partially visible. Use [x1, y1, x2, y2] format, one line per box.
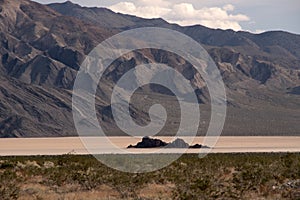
[1, 0, 300, 137]
[127, 136, 209, 149]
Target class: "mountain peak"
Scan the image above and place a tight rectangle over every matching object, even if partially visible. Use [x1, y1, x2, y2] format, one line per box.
[61, 1, 79, 7]
[48, 1, 81, 11]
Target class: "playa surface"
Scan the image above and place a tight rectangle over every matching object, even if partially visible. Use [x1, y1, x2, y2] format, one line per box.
[0, 136, 300, 156]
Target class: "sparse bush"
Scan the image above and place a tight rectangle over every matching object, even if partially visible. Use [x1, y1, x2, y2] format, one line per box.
[0, 153, 299, 199]
[0, 170, 21, 200]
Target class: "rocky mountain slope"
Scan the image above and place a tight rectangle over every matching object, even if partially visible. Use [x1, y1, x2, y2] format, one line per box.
[0, 0, 300, 137]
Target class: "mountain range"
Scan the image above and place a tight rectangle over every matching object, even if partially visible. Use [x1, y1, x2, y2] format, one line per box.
[0, 0, 300, 137]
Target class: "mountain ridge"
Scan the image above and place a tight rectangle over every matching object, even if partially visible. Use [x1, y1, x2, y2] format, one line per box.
[0, 0, 299, 137]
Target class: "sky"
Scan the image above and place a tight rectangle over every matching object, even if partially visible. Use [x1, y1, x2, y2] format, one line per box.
[34, 0, 300, 34]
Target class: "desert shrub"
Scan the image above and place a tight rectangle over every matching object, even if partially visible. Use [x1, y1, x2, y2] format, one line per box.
[1, 153, 300, 199]
[0, 162, 14, 170]
[0, 170, 21, 200]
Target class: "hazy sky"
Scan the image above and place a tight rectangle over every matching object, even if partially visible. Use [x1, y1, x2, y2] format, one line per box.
[34, 0, 300, 34]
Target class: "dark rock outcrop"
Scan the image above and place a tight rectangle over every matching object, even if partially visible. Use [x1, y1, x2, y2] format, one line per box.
[166, 138, 189, 148]
[127, 136, 168, 148]
[127, 137, 209, 149]
[288, 86, 300, 95]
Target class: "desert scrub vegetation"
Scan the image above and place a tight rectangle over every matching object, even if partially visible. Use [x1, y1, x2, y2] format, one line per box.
[0, 153, 299, 199]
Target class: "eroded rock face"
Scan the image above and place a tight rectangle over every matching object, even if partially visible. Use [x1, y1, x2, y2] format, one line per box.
[250, 61, 273, 84]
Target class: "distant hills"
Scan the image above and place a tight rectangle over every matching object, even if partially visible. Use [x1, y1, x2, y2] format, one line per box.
[0, 0, 300, 137]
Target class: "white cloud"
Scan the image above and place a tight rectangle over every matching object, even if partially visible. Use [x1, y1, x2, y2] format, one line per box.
[109, 1, 250, 31]
[223, 4, 235, 11]
[109, 2, 171, 18]
[135, 0, 171, 7]
[254, 29, 266, 34]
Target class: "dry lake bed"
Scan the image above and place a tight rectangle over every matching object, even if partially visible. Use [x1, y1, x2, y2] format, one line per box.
[0, 136, 300, 156]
